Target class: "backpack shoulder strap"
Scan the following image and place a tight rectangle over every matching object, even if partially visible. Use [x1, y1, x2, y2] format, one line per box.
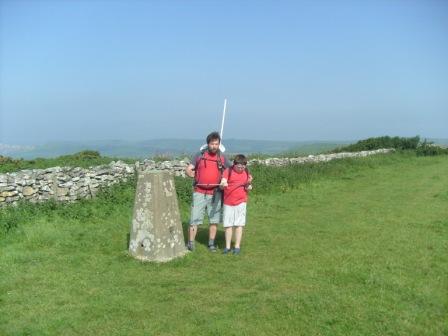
[193, 151, 205, 169]
[216, 151, 225, 172]
[228, 165, 233, 182]
[193, 151, 206, 186]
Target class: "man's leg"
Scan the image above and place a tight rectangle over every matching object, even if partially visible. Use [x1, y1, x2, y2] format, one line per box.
[187, 225, 198, 251]
[187, 192, 206, 251]
[209, 224, 217, 241]
[207, 192, 223, 251]
[189, 225, 198, 242]
[207, 224, 218, 252]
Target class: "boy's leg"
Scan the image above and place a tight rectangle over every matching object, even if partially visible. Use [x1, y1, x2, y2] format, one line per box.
[234, 202, 246, 250]
[222, 204, 234, 253]
[234, 226, 243, 249]
[224, 227, 233, 249]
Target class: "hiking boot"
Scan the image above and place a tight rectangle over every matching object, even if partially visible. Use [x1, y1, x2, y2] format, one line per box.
[186, 241, 195, 251]
[222, 248, 231, 255]
[232, 248, 241, 255]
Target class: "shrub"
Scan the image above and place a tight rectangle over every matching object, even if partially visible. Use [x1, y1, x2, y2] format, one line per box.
[332, 136, 420, 152]
[416, 140, 448, 156]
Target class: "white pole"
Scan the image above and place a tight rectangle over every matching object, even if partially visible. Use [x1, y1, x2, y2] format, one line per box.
[220, 98, 227, 139]
[200, 98, 228, 152]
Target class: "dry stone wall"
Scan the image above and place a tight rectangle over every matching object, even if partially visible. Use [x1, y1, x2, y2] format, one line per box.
[0, 148, 394, 207]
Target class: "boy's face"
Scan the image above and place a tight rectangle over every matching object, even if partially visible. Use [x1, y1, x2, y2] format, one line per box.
[233, 163, 246, 173]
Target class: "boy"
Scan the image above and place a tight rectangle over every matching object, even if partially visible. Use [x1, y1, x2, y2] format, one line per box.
[219, 154, 253, 255]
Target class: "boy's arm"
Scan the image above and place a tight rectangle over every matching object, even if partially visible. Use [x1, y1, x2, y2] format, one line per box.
[248, 173, 253, 184]
[219, 178, 228, 189]
[220, 169, 229, 189]
[245, 173, 253, 191]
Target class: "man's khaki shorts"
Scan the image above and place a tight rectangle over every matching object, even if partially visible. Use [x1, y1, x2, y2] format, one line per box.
[190, 191, 223, 225]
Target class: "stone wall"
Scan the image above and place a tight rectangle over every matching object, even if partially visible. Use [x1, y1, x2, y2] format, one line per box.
[249, 148, 395, 166]
[0, 148, 394, 207]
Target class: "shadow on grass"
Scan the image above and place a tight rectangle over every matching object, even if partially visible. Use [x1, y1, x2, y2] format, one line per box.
[181, 220, 226, 249]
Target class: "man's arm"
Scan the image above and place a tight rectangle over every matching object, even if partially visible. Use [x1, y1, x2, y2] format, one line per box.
[186, 152, 201, 178]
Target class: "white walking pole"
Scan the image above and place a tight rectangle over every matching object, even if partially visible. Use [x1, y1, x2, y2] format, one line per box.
[199, 98, 227, 153]
[219, 98, 227, 152]
[220, 98, 227, 139]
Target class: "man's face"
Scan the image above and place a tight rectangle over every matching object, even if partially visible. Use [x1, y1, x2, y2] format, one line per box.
[208, 139, 220, 153]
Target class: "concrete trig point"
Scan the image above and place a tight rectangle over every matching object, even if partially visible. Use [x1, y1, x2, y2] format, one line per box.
[129, 170, 188, 262]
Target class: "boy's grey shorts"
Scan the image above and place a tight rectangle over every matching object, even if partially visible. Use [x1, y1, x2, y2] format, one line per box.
[190, 191, 223, 225]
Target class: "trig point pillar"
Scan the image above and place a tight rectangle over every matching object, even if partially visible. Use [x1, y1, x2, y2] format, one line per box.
[129, 170, 188, 262]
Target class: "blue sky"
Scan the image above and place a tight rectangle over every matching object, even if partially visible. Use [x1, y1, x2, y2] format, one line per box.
[0, 0, 447, 145]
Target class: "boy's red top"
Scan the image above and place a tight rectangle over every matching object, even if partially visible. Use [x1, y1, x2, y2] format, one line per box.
[193, 151, 229, 195]
[222, 167, 252, 206]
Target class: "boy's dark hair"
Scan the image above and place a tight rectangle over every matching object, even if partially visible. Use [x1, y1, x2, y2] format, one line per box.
[206, 131, 221, 144]
[233, 154, 247, 165]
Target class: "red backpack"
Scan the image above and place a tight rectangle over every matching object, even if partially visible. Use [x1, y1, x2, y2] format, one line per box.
[193, 149, 225, 188]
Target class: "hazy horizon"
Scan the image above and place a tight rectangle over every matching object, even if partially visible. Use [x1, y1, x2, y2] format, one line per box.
[1, 1, 447, 144]
[2, 135, 445, 148]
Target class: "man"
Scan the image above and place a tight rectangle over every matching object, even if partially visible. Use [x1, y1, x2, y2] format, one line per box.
[185, 131, 231, 252]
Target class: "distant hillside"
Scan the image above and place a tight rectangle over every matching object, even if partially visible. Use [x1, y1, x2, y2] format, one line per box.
[2, 139, 350, 159]
[427, 138, 448, 147]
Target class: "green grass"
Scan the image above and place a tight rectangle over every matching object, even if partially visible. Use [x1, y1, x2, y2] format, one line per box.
[0, 153, 447, 335]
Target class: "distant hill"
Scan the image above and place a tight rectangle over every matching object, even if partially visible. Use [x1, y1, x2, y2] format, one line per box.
[1, 139, 351, 159]
[427, 138, 448, 147]
[3, 137, 446, 159]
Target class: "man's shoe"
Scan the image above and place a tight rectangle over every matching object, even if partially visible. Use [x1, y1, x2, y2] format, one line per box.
[232, 248, 241, 255]
[208, 244, 217, 252]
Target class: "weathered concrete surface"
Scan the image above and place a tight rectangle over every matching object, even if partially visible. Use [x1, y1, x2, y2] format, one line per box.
[128, 170, 187, 262]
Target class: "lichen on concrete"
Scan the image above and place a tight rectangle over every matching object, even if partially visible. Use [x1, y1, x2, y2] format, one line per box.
[128, 170, 188, 262]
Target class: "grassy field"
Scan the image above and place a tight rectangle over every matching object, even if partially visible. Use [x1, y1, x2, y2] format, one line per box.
[1, 153, 447, 335]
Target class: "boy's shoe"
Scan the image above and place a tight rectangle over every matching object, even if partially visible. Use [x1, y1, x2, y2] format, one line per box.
[208, 244, 217, 252]
[186, 241, 195, 251]
[222, 248, 231, 255]
[232, 248, 241, 255]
